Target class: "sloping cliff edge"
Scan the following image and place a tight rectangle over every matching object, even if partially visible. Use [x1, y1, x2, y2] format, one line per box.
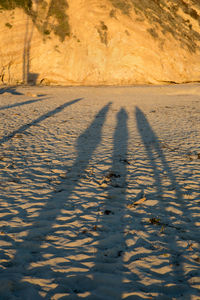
[1, 0, 200, 86]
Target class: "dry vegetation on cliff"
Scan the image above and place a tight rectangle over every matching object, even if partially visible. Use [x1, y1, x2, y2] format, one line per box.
[1, 0, 200, 49]
[109, 0, 200, 52]
[0, 0, 70, 41]
[0, 0, 200, 85]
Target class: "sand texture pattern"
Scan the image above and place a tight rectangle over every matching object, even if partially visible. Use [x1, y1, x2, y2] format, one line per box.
[0, 84, 200, 299]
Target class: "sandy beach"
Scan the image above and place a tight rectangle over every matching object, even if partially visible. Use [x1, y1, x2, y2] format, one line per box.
[0, 84, 200, 299]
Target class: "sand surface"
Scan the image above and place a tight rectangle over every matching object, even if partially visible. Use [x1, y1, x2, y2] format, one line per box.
[0, 85, 200, 299]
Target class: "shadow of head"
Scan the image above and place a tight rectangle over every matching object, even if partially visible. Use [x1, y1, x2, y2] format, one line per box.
[27, 73, 39, 85]
[0, 87, 23, 95]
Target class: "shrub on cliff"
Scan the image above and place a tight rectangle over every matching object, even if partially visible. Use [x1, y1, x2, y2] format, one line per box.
[0, 0, 32, 11]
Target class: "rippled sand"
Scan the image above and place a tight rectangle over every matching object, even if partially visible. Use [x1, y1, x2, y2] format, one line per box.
[0, 84, 200, 299]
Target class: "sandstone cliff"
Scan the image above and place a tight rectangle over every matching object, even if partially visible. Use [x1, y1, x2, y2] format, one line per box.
[1, 0, 200, 85]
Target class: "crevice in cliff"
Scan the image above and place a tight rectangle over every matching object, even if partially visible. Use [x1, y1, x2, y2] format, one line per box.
[157, 80, 200, 85]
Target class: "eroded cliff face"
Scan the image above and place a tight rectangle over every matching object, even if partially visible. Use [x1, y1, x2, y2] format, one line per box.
[1, 0, 200, 85]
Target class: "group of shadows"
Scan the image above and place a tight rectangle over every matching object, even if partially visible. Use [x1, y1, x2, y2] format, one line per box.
[0, 96, 199, 299]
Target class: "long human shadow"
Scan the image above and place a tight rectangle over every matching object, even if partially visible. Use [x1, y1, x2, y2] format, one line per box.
[0, 103, 111, 298]
[135, 107, 198, 297]
[45, 107, 130, 299]
[0, 96, 47, 111]
[0, 98, 83, 144]
[84, 108, 134, 299]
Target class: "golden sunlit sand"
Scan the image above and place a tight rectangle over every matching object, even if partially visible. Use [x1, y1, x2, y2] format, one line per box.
[0, 84, 199, 299]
